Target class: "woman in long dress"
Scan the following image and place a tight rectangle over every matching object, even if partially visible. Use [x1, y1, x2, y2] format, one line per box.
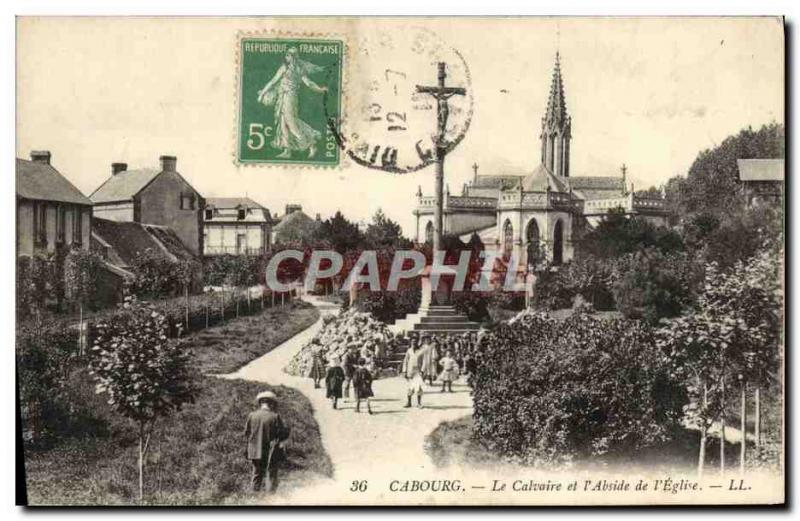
[257, 47, 328, 159]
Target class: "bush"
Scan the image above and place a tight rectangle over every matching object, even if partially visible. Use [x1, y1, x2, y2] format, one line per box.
[471, 311, 686, 467]
[611, 249, 703, 324]
[16, 318, 80, 442]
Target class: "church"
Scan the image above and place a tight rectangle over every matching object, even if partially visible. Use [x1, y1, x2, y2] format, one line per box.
[413, 53, 669, 270]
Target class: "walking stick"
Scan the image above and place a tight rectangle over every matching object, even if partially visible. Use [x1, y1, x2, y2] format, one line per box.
[264, 439, 279, 490]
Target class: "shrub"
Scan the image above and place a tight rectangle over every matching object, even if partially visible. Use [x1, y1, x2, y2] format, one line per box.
[16, 318, 80, 442]
[471, 312, 686, 467]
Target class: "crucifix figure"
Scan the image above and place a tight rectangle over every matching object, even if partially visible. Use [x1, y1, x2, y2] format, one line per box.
[416, 62, 466, 254]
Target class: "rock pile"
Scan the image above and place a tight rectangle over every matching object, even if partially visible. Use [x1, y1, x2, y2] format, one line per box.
[284, 309, 397, 377]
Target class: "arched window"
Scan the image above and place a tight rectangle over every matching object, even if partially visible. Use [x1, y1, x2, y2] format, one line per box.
[526, 218, 540, 268]
[553, 219, 564, 266]
[424, 221, 434, 245]
[503, 219, 514, 256]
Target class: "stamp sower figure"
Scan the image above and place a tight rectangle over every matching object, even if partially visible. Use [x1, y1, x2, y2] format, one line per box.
[438, 349, 459, 393]
[402, 340, 425, 408]
[257, 47, 328, 159]
[352, 358, 374, 414]
[244, 391, 290, 493]
[325, 356, 345, 409]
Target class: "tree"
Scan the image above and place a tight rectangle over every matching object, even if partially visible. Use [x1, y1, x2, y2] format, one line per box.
[64, 248, 104, 354]
[578, 210, 684, 261]
[657, 248, 782, 476]
[313, 211, 365, 252]
[90, 296, 197, 500]
[364, 208, 411, 248]
[611, 249, 703, 324]
[173, 259, 200, 330]
[678, 123, 784, 216]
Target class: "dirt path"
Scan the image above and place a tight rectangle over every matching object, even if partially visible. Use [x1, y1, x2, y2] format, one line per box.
[223, 295, 474, 505]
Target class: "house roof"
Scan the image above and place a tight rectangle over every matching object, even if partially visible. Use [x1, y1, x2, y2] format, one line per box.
[91, 218, 196, 269]
[89, 168, 161, 204]
[273, 209, 315, 232]
[737, 159, 784, 182]
[206, 197, 267, 210]
[16, 158, 92, 206]
[519, 164, 570, 193]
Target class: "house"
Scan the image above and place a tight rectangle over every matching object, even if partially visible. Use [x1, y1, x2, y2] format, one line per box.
[413, 53, 669, 268]
[16, 151, 92, 257]
[91, 217, 200, 304]
[203, 197, 272, 256]
[272, 204, 320, 245]
[89, 155, 205, 255]
[737, 158, 784, 207]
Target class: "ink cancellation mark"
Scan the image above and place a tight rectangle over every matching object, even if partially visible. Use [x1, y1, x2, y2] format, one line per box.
[324, 27, 474, 174]
[237, 37, 344, 166]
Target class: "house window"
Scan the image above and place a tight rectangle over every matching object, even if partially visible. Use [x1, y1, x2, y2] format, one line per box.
[236, 233, 247, 254]
[56, 205, 66, 244]
[180, 193, 195, 210]
[73, 207, 83, 245]
[205, 209, 213, 220]
[237, 209, 246, 220]
[33, 202, 47, 247]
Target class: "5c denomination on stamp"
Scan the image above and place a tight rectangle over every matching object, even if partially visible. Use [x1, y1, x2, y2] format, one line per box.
[237, 36, 343, 166]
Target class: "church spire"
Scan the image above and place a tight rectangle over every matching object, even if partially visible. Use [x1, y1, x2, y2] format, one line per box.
[540, 52, 572, 177]
[544, 52, 568, 129]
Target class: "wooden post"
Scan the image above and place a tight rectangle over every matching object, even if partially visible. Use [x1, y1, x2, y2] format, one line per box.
[720, 377, 726, 476]
[740, 383, 747, 475]
[184, 286, 189, 332]
[755, 387, 761, 451]
[698, 383, 708, 479]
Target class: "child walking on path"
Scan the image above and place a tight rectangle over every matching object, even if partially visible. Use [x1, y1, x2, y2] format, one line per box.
[438, 350, 459, 393]
[325, 356, 345, 410]
[352, 358, 374, 414]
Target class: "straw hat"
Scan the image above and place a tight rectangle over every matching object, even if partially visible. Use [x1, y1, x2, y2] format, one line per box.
[256, 391, 278, 403]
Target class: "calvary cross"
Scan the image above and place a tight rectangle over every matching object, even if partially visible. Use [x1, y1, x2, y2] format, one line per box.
[416, 62, 466, 253]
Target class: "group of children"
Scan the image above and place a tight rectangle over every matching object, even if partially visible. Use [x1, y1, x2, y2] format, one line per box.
[307, 330, 480, 413]
[401, 334, 474, 408]
[309, 342, 378, 414]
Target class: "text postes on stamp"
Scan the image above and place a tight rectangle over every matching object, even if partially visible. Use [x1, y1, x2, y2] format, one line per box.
[328, 27, 473, 174]
[238, 37, 343, 166]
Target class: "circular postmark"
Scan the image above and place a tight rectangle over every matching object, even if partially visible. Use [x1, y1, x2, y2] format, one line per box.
[324, 26, 473, 174]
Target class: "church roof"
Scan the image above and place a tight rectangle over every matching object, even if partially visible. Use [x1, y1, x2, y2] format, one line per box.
[471, 175, 523, 190]
[543, 52, 569, 131]
[519, 163, 570, 193]
[568, 176, 624, 190]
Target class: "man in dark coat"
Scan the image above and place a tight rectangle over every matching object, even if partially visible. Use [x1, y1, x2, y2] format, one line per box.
[244, 391, 291, 492]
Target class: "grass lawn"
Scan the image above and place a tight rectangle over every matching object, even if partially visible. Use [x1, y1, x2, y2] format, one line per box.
[23, 302, 329, 505]
[425, 412, 781, 475]
[191, 301, 319, 374]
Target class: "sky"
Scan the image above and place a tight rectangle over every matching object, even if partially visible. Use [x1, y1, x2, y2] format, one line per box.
[16, 17, 784, 238]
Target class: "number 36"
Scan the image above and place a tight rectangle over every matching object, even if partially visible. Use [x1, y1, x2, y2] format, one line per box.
[350, 480, 368, 492]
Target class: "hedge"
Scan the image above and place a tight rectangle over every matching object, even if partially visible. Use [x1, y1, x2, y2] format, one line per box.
[471, 311, 686, 467]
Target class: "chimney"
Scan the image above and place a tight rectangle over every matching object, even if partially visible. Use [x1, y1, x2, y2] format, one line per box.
[315, 213, 321, 221]
[111, 162, 127, 175]
[30, 150, 51, 165]
[159, 155, 177, 172]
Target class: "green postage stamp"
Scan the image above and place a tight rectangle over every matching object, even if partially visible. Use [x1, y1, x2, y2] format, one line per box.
[237, 37, 343, 166]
